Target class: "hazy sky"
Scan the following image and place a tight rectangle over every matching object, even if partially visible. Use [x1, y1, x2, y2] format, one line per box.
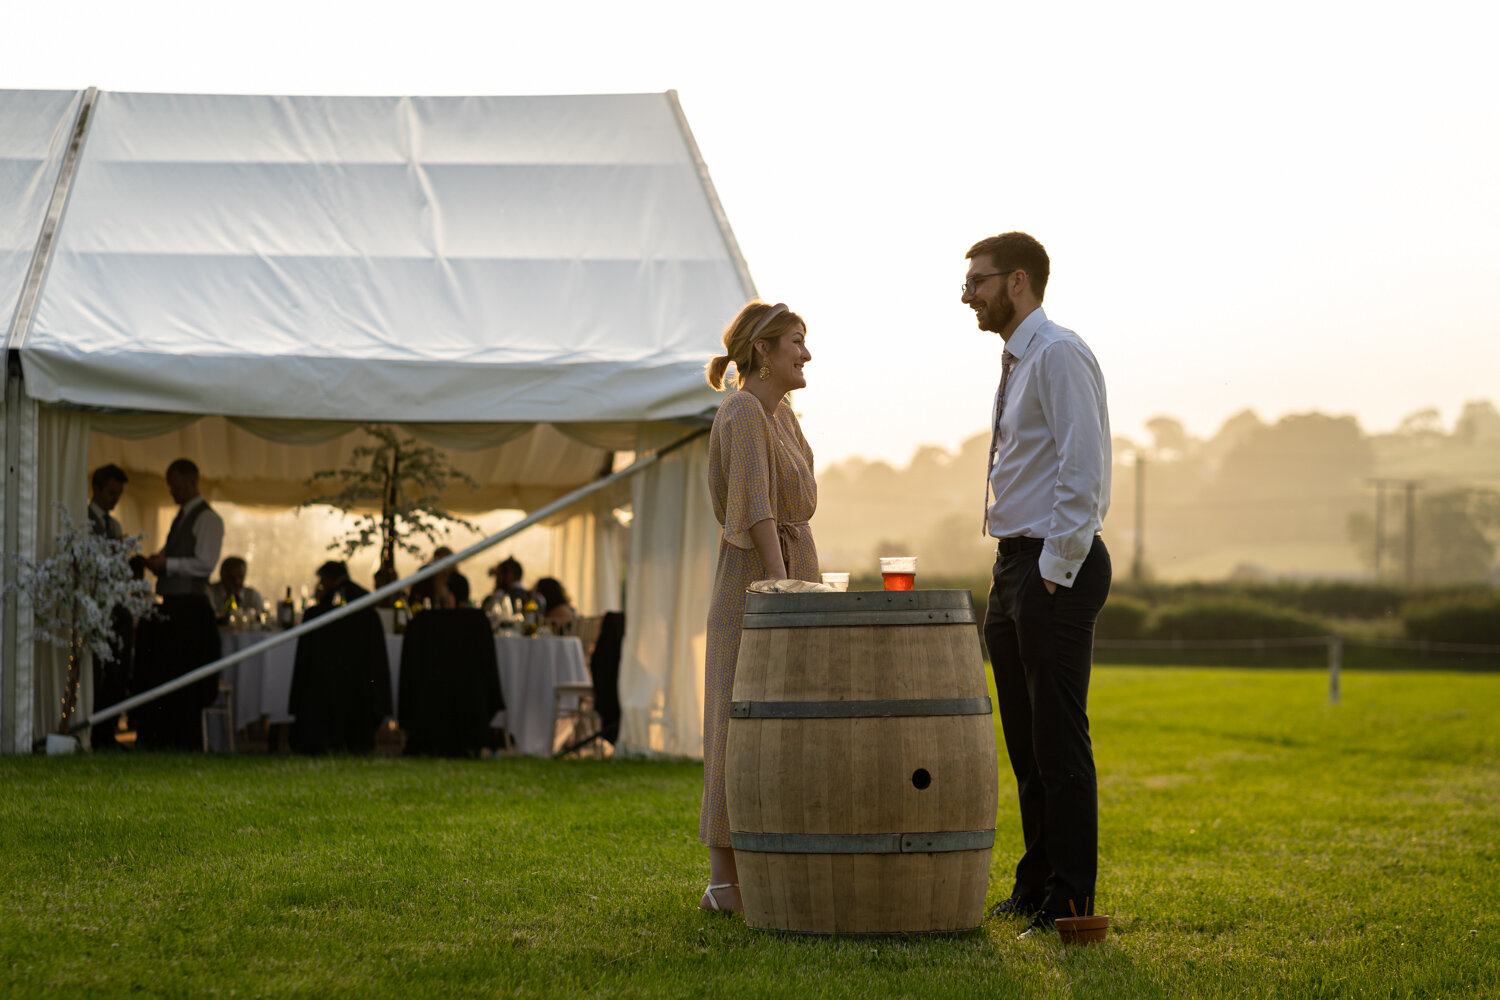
[5, 0, 1497, 467]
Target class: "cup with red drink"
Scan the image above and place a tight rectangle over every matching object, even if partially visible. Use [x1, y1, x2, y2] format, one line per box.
[879, 556, 917, 591]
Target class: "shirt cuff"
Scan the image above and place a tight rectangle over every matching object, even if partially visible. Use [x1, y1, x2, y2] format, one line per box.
[1038, 549, 1083, 589]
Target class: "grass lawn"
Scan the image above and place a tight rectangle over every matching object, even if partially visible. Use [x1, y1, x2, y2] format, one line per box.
[2, 668, 1497, 999]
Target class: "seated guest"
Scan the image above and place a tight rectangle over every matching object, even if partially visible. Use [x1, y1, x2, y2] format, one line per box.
[137, 457, 223, 750]
[412, 546, 468, 609]
[534, 577, 576, 628]
[482, 556, 532, 614]
[290, 560, 390, 754]
[372, 564, 406, 607]
[207, 556, 266, 621]
[432, 546, 471, 607]
[312, 560, 367, 611]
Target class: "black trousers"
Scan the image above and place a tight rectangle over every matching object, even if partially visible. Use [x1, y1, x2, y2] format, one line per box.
[133, 595, 219, 751]
[984, 536, 1111, 916]
[90, 608, 134, 749]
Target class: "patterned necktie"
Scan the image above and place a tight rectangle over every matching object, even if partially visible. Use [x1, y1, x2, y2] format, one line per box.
[981, 350, 1018, 535]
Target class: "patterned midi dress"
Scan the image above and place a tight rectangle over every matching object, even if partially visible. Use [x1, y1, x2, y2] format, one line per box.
[700, 390, 819, 847]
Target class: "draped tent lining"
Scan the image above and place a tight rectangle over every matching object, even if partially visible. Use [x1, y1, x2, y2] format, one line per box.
[81, 413, 694, 513]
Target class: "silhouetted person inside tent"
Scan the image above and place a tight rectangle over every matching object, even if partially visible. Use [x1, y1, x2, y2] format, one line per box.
[136, 458, 223, 750]
[289, 561, 391, 753]
[87, 463, 132, 749]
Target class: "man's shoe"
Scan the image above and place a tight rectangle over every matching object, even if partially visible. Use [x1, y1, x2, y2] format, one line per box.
[1016, 911, 1059, 940]
[987, 894, 1038, 919]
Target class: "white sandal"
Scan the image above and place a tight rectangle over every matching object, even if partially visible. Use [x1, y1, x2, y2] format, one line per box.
[700, 882, 740, 912]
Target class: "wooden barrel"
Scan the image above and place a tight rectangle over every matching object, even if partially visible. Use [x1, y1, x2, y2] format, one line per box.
[725, 589, 998, 934]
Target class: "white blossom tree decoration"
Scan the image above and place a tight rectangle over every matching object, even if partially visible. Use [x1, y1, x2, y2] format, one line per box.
[10, 505, 156, 734]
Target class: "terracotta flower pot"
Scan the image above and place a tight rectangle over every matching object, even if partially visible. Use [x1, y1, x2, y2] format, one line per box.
[1056, 914, 1110, 945]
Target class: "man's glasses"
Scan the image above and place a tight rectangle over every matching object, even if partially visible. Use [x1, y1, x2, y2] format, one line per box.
[961, 270, 1017, 296]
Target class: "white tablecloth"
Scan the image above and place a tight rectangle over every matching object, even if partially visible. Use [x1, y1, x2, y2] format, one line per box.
[219, 631, 589, 757]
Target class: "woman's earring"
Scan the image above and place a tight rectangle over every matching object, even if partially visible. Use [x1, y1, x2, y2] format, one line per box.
[759, 364, 771, 381]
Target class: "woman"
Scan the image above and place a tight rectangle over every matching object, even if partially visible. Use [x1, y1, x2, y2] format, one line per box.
[533, 577, 576, 628]
[699, 300, 819, 914]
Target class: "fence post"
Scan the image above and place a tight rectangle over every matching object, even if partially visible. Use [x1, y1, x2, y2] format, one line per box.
[1327, 635, 1342, 704]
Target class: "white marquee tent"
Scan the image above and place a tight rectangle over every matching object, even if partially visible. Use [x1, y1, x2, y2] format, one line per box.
[1, 88, 749, 756]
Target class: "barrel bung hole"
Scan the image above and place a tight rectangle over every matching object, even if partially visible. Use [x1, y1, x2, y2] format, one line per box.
[911, 768, 932, 790]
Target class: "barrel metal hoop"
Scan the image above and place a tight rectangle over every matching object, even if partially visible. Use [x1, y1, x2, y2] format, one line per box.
[730, 830, 996, 854]
[730, 697, 992, 719]
[742, 608, 975, 628]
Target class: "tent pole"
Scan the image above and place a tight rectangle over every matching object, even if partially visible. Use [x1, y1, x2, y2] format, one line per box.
[665, 90, 758, 301]
[2, 88, 98, 752]
[7, 87, 98, 354]
[1, 355, 22, 752]
[73, 425, 710, 734]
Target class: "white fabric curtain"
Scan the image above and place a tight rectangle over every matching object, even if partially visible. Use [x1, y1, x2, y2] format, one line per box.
[548, 494, 625, 617]
[31, 405, 91, 744]
[617, 428, 716, 758]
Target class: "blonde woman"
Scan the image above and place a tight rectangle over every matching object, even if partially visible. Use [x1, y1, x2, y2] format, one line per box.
[699, 301, 820, 913]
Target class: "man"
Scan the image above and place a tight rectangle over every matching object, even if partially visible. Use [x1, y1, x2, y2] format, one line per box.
[484, 556, 535, 614]
[87, 463, 127, 541]
[137, 458, 225, 749]
[207, 556, 266, 621]
[87, 464, 131, 749]
[311, 560, 368, 612]
[290, 560, 389, 754]
[962, 233, 1112, 936]
[431, 546, 471, 607]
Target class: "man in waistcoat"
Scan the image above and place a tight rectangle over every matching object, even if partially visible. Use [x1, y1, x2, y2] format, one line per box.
[87, 464, 132, 749]
[137, 458, 225, 749]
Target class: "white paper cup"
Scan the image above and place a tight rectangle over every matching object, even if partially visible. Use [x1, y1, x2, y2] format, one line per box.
[820, 572, 849, 592]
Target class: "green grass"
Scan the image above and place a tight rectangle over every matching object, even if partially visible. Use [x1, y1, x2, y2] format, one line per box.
[3, 668, 1498, 999]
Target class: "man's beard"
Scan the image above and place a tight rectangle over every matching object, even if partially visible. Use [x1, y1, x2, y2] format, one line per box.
[977, 287, 1015, 334]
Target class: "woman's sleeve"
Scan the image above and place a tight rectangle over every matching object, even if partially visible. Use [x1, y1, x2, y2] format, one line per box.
[718, 397, 777, 550]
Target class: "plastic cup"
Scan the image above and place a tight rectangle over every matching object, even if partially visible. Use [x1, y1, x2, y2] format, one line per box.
[820, 572, 849, 592]
[879, 557, 917, 591]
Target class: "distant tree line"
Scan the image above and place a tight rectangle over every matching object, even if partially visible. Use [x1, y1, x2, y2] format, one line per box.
[816, 400, 1500, 584]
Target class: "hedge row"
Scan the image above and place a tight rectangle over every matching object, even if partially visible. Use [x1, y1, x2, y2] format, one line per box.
[1402, 595, 1500, 644]
[1096, 597, 1326, 641]
[1111, 580, 1493, 620]
[845, 574, 1499, 646]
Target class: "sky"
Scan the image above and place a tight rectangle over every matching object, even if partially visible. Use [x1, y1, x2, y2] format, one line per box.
[4, 0, 1498, 468]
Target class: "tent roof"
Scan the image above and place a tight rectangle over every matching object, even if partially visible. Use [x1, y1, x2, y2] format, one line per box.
[6, 90, 750, 424]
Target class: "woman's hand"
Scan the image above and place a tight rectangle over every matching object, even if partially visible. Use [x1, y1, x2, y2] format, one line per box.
[747, 519, 788, 581]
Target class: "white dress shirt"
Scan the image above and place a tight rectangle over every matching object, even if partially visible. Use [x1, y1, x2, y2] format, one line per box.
[986, 307, 1111, 587]
[207, 583, 266, 614]
[88, 501, 123, 540]
[166, 496, 226, 581]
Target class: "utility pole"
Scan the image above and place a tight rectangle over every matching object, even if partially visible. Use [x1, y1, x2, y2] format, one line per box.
[1372, 480, 1385, 578]
[1132, 452, 1146, 582]
[1404, 480, 1420, 587]
[1367, 478, 1422, 585]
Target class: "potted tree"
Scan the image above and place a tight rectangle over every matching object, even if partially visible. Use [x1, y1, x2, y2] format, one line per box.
[11, 506, 155, 753]
[300, 425, 480, 580]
